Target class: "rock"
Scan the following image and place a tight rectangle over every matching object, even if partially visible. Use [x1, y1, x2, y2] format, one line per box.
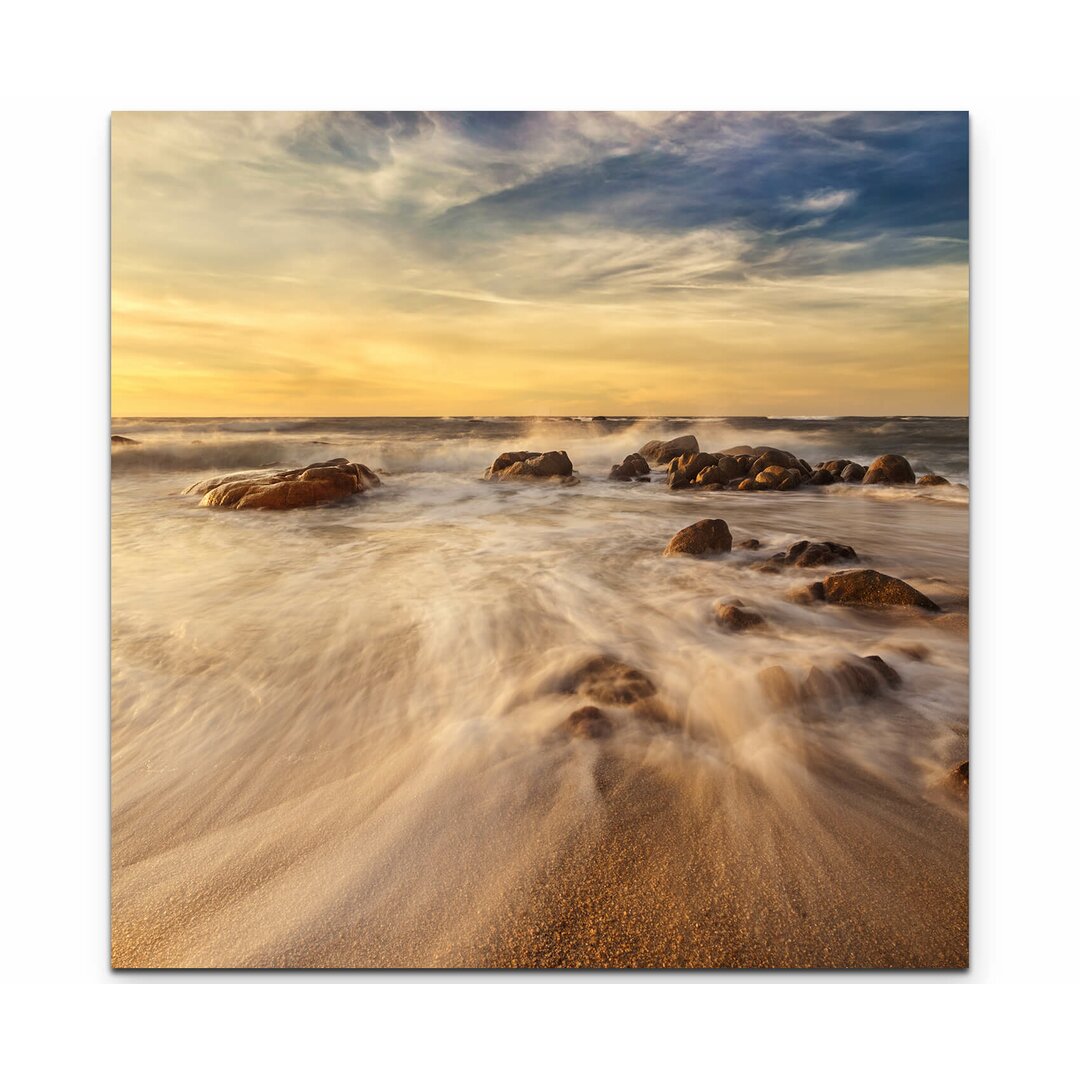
[819, 569, 941, 611]
[808, 468, 836, 486]
[667, 452, 718, 488]
[863, 454, 916, 485]
[776, 471, 801, 492]
[609, 453, 650, 481]
[862, 655, 902, 689]
[562, 656, 657, 705]
[639, 434, 699, 466]
[693, 464, 728, 487]
[737, 477, 757, 492]
[948, 760, 969, 791]
[111, 435, 139, 445]
[788, 581, 826, 604]
[777, 539, 858, 569]
[714, 602, 766, 632]
[759, 666, 798, 707]
[737, 538, 761, 550]
[754, 465, 792, 490]
[193, 459, 380, 510]
[487, 449, 573, 480]
[917, 473, 951, 486]
[560, 706, 613, 739]
[749, 448, 799, 474]
[840, 463, 866, 482]
[663, 519, 732, 557]
[819, 459, 853, 476]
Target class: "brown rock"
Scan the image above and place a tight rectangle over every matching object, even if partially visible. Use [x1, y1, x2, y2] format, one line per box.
[819, 459, 853, 476]
[917, 473, 951, 486]
[663, 518, 733, 557]
[737, 477, 758, 491]
[714, 602, 766, 632]
[863, 454, 916, 485]
[562, 656, 657, 705]
[819, 569, 941, 611]
[862, 655, 902, 689]
[111, 435, 139, 445]
[738, 538, 761, 550]
[609, 452, 650, 481]
[808, 468, 836, 485]
[560, 706, 614, 739]
[748, 447, 799, 474]
[754, 464, 791, 490]
[777, 539, 858, 569]
[948, 760, 969, 791]
[192, 459, 379, 511]
[487, 450, 573, 480]
[639, 434, 699, 465]
[840, 462, 866, 482]
[788, 581, 826, 604]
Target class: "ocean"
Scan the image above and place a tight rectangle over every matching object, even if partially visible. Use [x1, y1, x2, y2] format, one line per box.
[111, 416, 969, 968]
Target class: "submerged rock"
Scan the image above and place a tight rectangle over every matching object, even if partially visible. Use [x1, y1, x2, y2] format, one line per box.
[714, 602, 766, 632]
[189, 459, 380, 510]
[609, 452, 650, 481]
[917, 473, 951, 486]
[562, 655, 658, 705]
[774, 539, 859, 569]
[639, 434, 699, 465]
[759, 666, 799, 707]
[560, 706, 614, 739]
[486, 449, 573, 480]
[863, 454, 917, 485]
[819, 569, 940, 611]
[663, 518, 733, 557]
[111, 435, 139, 445]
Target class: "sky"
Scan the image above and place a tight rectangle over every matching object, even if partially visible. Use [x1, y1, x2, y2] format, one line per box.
[111, 111, 969, 416]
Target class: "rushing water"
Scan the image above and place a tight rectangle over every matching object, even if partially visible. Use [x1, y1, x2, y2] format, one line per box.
[111, 417, 969, 968]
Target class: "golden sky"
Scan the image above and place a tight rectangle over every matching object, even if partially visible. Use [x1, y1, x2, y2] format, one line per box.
[112, 111, 968, 416]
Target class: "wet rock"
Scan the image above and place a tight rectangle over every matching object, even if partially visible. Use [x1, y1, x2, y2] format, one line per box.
[111, 435, 139, 445]
[563, 656, 657, 705]
[560, 706, 614, 739]
[777, 471, 802, 492]
[737, 538, 761, 550]
[609, 452, 650, 481]
[863, 454, 917, 485]
[714, 602, 766, 632]
[788, 581, 826, 604]
[819, 459, 853, 476]
[749, 447, 800, 474]
[737, 477, 758, 492]
[862, 655, 902, 689]
[808, 468, 836, 486]
[917, 473, 951, 486]
[759, 666, 798, 707]
[693, 464, 728, 487]
[819, 569, 941, 611]
[663, 518, 733, 557]
[777, 539, 859, 569]
[488, 449, 573, 480]
[948, 760, 969, 791]
[840, 462, 866, 482]
[667, 451, 719, 488]
[191, 460, 380, 510]
[639, 434, 699, 466]
[754, 464, 793, 490]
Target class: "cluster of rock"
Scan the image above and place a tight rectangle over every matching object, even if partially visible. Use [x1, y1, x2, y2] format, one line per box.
[555, 654, 664, 741]
[184, 458, 380, 510]
[758, 654, 902, 714]
[485, 450, 574, 481]
[606, 434, 952, 491]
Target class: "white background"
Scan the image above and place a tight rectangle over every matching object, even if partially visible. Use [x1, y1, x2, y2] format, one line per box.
[1, 1, 1078, 1074]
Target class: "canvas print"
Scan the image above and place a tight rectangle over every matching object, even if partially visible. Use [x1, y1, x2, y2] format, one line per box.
[111, 111, 969, 969]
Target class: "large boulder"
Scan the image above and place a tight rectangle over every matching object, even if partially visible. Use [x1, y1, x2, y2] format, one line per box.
[808, 469, 836, 486]
[917, 473, 951, 486]
[639, 434, 699, 466]
[190, 459, 380, 510]
[818, 569, 940, 611]
[840, 462, 866, 482]
[609, 452, 650, 481]
[754, 465, 801, 491]
[667, 451, 719, 488]
[863, 454, 916, 485]
[486, 449, 573, 480]
[663, 518, 732, 557]
[819, 459, 853, 476]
